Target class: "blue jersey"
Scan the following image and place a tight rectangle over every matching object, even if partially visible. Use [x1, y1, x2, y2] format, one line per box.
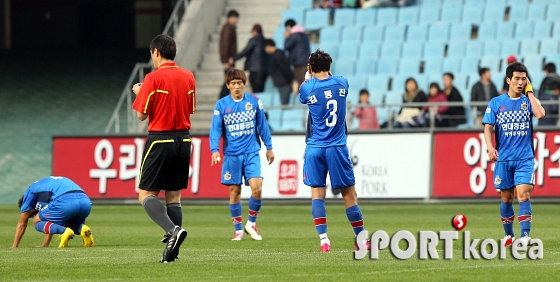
[299, 76, 349, 147]
[482, 94, 535, 161]
[20, 176, 83, 213]
[210, 93, 273, 156]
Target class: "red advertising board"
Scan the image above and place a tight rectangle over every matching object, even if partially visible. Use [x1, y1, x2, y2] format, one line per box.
[52, 136, 228, 199]
[433, 131, 560, 198]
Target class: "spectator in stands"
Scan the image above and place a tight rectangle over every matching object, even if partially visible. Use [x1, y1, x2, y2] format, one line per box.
[538, 77, 560, 127]
[538, 63, 559, 99]
[284, 19, 311, 91]
[219, 10, 239, 99]
[393, 78, 428, 128]
[421, 82, 449, 128]
[321, 0, 342, 8]
[471, 67, 499, 127]
[264, 39, 293, 105]
[442, 72, 466, 127]
[360, 0, 404, 8]
[354, 89, 379, 130]
[233, 24, 268, 93]
[501, 55, 531, 95]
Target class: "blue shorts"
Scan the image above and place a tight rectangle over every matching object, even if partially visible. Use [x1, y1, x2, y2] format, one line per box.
[303, 145, 355, 189]
[493, 158, 535, 189]
[39, 192, 92, 228]
[221, 151, 262, 186]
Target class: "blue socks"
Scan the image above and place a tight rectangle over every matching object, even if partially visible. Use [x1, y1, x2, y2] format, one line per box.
[500, 201, 515, 237]
[518, 201, 532, 237]
[346, 205, 365, 235]
[311, 199, 327, 235]
[35, 221, 66, 234]
[229, 202, 243, 231]
[248, 196, 262, 223]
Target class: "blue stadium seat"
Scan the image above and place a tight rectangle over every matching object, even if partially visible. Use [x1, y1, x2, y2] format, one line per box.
[280, 108, 306, 132]
[355, 59, 377, 75]
[440, 6, 462, 24]
[347, 75, 368, 103]
[546, 54, 560, 70]
[320, 26, 342, 44]
[467, 72, 480, 90]
[448, 40, 467, 57]
[520, 41, 540, 55]
[281, 9, 305, 27]
[402, 42, 424, 58]
[533, 0, 552, 3]
[263, 77, 275, 93]
[477, 22, 496, 41]
[450, 23, 472, 41]
[368, 75, 391, 93]
[465, 41, 484, 58]
[522, 55, 544, 73]
[501, 39, 520, 57]
[338, 42, 360, 60]
[341, 26, 363, 44]
[539, 38, 560, 56]
[359, 42, 381, 60]
[257, 92, 275, 107]
[290, 0, 313, 9]
[380, 42, 402, 59]
[318, 43, 339, 59]
[310, 43, 319, 53]
[528, 4, 547, 22]
[267, 108, 283, 130]
[453, 73, 469, 90]
[421, 0, 442, 5]
[442, 57, 461, 73]
[391, 75, 409, 95]
[274, 27, 285, 49]
[418, 7, 440, 25]
[546, 4, 560, 22]
[461, 6, 483, 25]
[415, 74, 430, 90]
[529, 71, 544, 93]
[398, 58, 421, 76]
[459, 57, 480, 74]
[424, 58, 443, 73]
[554, 22, 560, 38]
[406, 24, 429, 42]
[383, 25, 406, 42]
[496, 22, 516, 40]
[304, 9, 330, 31]
[423, 40, 446, 58]
[483, 4, 506, 22]
[398, 6, 419, 25]
[376, 58, 399, 75]
[443, 0, 464, 5]
[514, 22, 534, 40]
[333, 60, 356, 76]
[362, 26, 384, 43]
[490, 70, 503, 89]
[376, 7, 398, 26]
[355, 8, 376, 26]
[464, 0, 485, 5]
[534, 21, 553, 40]
[428, 73, 444, 87]
[385, 91, 403, 116]
[483, 40, 501, 57]
[333, 9, 357, 27]
[509, 3, 529, 20]
[428, 24, 450, 41]
[480, 56, 501, 72]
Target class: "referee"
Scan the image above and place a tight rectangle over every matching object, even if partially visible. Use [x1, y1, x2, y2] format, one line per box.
[132, 34, 195, 263]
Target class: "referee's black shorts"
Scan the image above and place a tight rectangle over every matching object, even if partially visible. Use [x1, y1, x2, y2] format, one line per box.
[138, 130, 191, 191]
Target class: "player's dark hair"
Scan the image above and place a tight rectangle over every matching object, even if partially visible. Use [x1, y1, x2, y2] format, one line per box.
[264, 39, 276, 47]
[429, 82, 442, 93]
[149, 34, 176, 60]
[225, 69, 247, 84]
[227, 10, 239, 18]
[478, 67, 490, 76]
[308, 49, 332, 73]
[443, 72, 454, 80]
[544, 62, 556, 73]
[506, 62, 528, 79]
[18, 196, 23, 209]
[285, 19, 296, 28]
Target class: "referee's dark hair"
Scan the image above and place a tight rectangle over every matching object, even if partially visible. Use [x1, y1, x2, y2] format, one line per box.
[150, 34, 176, 61]
[308, 49, 332, 73]
[506, 62, 528, 79]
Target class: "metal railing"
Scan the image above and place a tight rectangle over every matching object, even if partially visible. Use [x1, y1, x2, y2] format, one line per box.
[105, 0, 190, 134]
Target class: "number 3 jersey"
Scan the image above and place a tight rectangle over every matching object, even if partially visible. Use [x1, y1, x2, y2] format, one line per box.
[299, 76, 349, 147]
[482, 94, 536, 161]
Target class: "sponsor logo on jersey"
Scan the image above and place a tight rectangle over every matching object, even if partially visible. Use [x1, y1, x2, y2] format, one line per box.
[226, 108, 232, 113]
[499, 106, 507, 111]
[486, 108, 491, 114]
[245, 102, 252, 111]
[521, 102, 528, 111]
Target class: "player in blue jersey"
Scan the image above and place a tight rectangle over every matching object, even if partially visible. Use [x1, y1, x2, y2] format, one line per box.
[299, 50, 368, 252]
[482, 62, 546, 247]
[210, 69, 275, 241]
[12, 176, 94, 248]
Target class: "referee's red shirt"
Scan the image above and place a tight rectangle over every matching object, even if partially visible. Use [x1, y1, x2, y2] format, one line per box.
[132, 62, 196, 132]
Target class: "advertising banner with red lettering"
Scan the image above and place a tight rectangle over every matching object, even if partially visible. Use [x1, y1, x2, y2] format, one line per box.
[432, 131, 560, 198]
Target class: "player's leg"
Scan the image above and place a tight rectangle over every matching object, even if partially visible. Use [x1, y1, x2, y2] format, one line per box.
[303, 146, 330, 251]
[495, 160, 516, 246]
[514, 158, 535, 242]
[222, 154, 245, 240]
[67, 195, 94, 247]
[36, 195, 79, 248]
[244, 152, 264, 240]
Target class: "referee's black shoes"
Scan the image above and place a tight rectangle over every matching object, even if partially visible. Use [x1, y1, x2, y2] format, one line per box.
[160, 226, 187, 263]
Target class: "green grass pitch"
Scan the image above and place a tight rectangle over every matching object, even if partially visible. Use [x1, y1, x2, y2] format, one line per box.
[1, 203, 559, 281]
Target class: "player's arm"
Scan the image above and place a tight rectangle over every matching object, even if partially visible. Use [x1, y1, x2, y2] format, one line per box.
[12, 210, 35, 248]
[210, 103, 223, 165]
[39, 234, 53, 248]
[484, 124, 498, 162]
[526, 79, 546, 119]
[255, 100, 275, 164]
[132, 76, 153, 121]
